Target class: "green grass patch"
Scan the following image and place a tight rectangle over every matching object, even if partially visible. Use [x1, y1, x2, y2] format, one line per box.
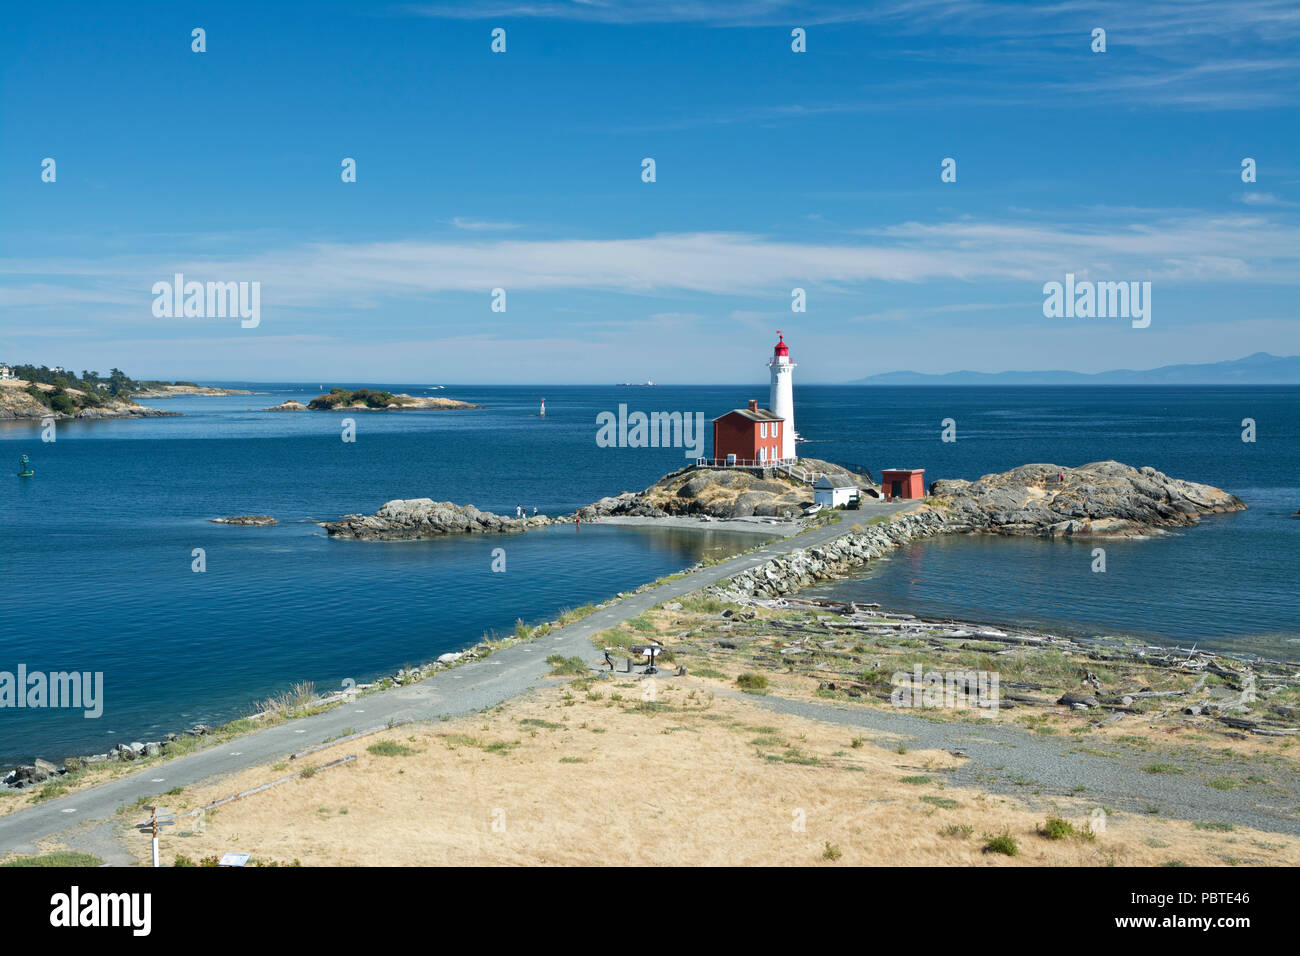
[520, 718, 564, 730]
[546, 655, 589, 676]
[920, 795, 960, 809]
[366, 741, 416, 757]
[1036, 816, 1096, 841]
[1193, 821, 1236, 832]
[982, 832, 1019, 856]
[1, 851, 104, 867]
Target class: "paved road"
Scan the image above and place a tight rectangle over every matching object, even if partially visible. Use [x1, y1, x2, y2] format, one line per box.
[0, 505, 914, 859]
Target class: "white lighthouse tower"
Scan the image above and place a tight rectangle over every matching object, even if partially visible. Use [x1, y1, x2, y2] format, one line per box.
[768, 331, 796, 461]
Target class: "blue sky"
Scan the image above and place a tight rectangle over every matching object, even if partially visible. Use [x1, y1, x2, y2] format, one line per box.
[1, 0, 1297, 383]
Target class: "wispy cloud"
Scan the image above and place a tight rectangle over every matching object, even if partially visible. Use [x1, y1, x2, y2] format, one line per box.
[3, 212, 1296, 315]
[411, 1, 1300, 113]
[1238, 192, 1299, 207]
[404, 0, 1300, 41]
[450, 216, 524, 231]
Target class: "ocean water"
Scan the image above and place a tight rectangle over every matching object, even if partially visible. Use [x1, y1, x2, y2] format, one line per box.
[1, 384, 1296, 764]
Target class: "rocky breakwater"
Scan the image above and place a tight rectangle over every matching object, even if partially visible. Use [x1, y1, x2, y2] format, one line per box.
[323, 499, 555, 540]
[577, 458, 875, 521]
[930, 460, 1245, 537]
[715, 509, 951, 599]
[714, 461, 1245, 599]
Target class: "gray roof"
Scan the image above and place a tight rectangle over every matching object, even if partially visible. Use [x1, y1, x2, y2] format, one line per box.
[714, 407, 784, 423]
[815, 476, 857, 489]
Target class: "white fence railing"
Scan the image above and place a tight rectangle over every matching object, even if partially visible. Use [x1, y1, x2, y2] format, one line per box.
[694, 458, 821, 486]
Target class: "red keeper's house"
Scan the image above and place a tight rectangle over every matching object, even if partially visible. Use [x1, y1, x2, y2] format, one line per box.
[711, 400, 788, 465]
[880, 468, 926, 500]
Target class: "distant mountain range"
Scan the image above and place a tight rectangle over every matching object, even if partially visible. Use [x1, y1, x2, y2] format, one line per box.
[850, 352, 1300, 385]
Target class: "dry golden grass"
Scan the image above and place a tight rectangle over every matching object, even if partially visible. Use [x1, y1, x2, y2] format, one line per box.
[124, 678, 1300, 867]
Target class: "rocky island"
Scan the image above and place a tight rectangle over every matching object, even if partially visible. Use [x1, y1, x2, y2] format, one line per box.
[267, 387, 481, 412]
[325, 500, 552, 538]
[323, 458, 1241, 547]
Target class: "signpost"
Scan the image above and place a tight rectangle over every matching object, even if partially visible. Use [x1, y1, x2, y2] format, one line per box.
[137, 806, 175, 868]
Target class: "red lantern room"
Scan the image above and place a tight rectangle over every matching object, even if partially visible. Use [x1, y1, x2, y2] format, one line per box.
[772, 332, 789, 360]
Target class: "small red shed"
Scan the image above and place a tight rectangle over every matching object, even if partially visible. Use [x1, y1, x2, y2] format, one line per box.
[880, 468, 926, 500]
[712, 400, 786, 464]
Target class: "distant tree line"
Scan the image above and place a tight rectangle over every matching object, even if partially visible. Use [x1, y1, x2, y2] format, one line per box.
[2, 364, 179, 412]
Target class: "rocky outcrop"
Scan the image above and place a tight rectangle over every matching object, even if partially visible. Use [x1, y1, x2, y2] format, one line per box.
[0, 382, 175, 420]
[324, 499, 553, 539]
[715, 461, 1246, 599]
[211, 515, 277, 526]
[575, 492, 670, 521]
[578, 458, 875, 521]
[266, 400, 308, 411]
[930, 461, 1244, 537]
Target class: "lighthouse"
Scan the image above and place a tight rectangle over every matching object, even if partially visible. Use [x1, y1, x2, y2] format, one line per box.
[768, 331, 796, 461]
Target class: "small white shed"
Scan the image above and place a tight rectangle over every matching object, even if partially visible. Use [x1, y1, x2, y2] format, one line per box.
[813, 476, 858, 509]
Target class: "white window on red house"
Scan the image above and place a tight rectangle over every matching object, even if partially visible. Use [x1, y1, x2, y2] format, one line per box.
[773, 422, 779, 437]
[760, 422, 767, 438]
[758, 446, 766, 462]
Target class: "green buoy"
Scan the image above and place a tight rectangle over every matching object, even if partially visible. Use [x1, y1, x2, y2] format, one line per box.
[17, 454, 34, 477]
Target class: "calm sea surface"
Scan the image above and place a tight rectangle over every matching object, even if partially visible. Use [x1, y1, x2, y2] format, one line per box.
[1, 384, 1296, 764]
